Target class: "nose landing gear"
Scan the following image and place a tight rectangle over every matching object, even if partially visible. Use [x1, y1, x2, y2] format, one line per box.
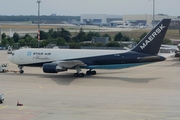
[18, 65, 24, 74]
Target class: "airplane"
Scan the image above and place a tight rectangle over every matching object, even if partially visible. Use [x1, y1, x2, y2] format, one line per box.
[8, 19, 171, 77]
[71, 19, 110, 27]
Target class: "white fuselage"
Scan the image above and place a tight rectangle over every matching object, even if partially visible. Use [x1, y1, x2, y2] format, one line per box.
[8, 48, 128, 65]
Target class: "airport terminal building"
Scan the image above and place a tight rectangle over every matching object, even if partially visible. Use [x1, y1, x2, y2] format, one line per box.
[80, 14, 179, 27]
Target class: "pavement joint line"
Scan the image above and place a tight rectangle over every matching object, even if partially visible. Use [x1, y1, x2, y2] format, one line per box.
[1, 105, 180, 119]
[3, 105, 180, 114]
[0, 105, 8, 110]
[25, 112, 31, 115]
[123, 109, 180, 113]
[121, 110, 180, 119]
[18, 106, 26, 110]
[14, 114, 22, 116]
[4, 89, 40, 94]
[1, 113, 21, 116]
[16, 106, 180, 114]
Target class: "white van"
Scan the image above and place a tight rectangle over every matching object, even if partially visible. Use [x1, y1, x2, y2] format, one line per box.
[7, 46, 13, 54]
[0, 93, 4, 103]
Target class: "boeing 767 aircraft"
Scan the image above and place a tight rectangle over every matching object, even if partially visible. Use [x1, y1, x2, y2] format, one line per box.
[8, 19, 171, 77]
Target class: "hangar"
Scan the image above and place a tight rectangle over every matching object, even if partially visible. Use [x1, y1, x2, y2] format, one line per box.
[123, 14, 178, 27]
[80, 14, 123, 26]
[80, 14, 179, 27]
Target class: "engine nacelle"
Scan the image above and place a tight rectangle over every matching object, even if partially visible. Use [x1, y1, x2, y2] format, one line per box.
[43, 63, 67, 73]
[178, 44, 180, 50]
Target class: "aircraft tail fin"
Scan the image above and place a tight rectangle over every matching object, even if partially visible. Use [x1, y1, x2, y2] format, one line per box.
[131, 19, 171, 55]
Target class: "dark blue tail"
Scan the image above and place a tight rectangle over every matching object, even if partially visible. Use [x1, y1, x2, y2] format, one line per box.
[131, 19, 171, 55]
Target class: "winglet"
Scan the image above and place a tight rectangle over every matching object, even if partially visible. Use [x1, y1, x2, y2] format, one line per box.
[131, 19, 171, 55]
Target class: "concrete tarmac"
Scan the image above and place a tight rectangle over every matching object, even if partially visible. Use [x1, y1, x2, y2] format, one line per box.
[0, 50, 180, 120]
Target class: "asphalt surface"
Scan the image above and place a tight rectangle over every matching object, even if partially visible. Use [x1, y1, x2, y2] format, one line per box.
[0, 50, 180, 120]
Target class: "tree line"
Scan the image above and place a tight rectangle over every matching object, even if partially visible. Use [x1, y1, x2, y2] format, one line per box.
[0, 28, 172, 49]
[0, 15, 80, 24]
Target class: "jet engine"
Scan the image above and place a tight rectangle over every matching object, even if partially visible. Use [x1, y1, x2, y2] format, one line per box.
[178, 44, 180, 51]
[43, 63, 67, 73]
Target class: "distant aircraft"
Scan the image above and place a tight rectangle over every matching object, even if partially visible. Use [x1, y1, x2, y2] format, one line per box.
[71, 21, 87, 26]
[8, 19, 171, 77]
[71, 19, 110, 27]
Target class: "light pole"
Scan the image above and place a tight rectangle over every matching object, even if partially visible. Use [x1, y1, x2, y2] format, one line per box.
[149, 0, 155, 28]
[37, 0, 41, 47]
[152, 0, 155, 28]
[0, 25, 1, 43]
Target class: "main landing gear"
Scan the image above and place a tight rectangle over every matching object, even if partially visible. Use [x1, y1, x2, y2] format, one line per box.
[73, 66, 84, 77]
[86, 70, 96, 75]
[73, 66, 96, 77]
[74, 73, 84, 77]
[18, 65, 24, 74]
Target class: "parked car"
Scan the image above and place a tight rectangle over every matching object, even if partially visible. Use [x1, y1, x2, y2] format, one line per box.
[0, 46, 6, 50]
[0, 93, 4, 103]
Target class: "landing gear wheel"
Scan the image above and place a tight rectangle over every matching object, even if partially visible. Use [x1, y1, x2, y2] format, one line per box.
[86, 71, 91, 75]
[79, 73, 84, 77]
[18, 65, 23, 69]
[19, 70, 24, 74]
[18, 66, 24, 74]
[91, 71, 96, 75]
[74, 73, 85, 77]
[86, 70, 96, 75]
[74, 73, 78, 77]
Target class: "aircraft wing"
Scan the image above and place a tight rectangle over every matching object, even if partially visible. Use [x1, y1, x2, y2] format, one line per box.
[53, 60, 87, 68]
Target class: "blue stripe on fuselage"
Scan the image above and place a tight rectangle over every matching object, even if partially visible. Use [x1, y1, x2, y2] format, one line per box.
[85, 62, 150, 69]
